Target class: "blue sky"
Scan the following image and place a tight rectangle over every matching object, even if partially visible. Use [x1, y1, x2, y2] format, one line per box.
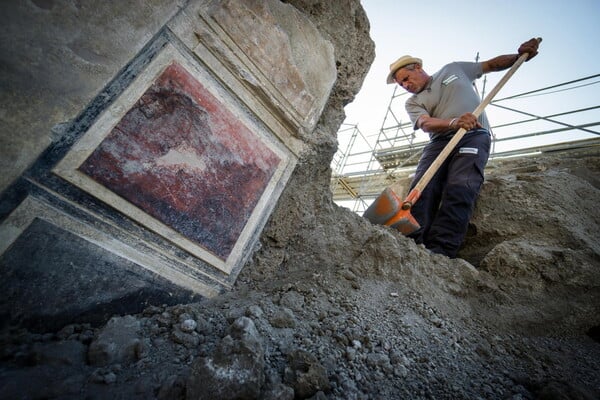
[343, 0, 600, 155]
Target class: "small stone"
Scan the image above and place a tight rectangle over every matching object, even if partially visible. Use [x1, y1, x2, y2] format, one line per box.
[246, 305, 264, 318]
[346, 347, 357, 361]
[366, 352, 390, 368]
[171, 329, 200, 349]
[180, 319, 197, 333]
[104, 372, 117, 384]
[269, 308, 296, 328]
[394, 364, 408, 378]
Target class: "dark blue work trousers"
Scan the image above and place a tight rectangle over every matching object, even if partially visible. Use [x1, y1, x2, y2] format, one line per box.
[408, 129, 490, 258]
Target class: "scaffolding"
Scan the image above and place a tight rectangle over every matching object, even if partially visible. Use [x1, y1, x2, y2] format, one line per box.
[331, 73, 600, 213]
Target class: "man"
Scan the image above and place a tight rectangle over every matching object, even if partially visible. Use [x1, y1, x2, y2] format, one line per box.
[386, 38, 540, 258]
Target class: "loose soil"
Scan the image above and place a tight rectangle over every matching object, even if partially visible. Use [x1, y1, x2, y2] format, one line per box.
[1, 152, 599, 400]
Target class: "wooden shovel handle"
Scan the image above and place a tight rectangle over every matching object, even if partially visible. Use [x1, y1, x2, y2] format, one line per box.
[411, 38, 541, 195]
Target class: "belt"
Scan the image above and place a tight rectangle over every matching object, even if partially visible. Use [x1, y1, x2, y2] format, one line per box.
[434, 128, 489, 142]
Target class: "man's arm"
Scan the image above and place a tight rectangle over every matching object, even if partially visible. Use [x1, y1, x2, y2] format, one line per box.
[481, 38, 540, 74]
[419, 38, 540, 134]
[417, 113, 481, 134]
[408, 99, 481, 134]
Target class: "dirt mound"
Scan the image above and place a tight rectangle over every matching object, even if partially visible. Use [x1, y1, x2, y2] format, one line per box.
[463, 154, 600, 336]
[2, 151, 599, 400]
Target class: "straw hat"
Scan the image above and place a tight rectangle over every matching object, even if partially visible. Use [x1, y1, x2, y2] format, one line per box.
[386, 55, 422, 84]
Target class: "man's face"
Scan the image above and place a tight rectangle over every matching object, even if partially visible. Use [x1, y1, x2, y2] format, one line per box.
[393, 65, 427, 94]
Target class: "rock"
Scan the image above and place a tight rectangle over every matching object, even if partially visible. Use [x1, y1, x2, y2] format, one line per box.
[394, 364, 408, 378]
[88, 316, 143, 366]
[180, 319, 197, 333]
[284, 349, 331, 398]
[345, 347, 357, 361]
[269, 307, 297, 328]
[246, 305, 265, 318]
[280, 291, 305, 312]
[186, 317, 265, 400]
[366, 352, 392, 371]
[104, 371, 117, 384]
[171, 328, 200, 349]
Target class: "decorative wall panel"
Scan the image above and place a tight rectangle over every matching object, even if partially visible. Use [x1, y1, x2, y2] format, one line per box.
[1, 0, 335, 320]
[53, 42, 295, 277]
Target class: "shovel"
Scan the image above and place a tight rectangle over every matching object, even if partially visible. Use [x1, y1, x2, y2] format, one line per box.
[364, 39, 541, 235]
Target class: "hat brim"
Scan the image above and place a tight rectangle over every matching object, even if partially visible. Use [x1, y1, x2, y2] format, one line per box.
[386, 57, 422, 84]
[386, 70, 399, 85]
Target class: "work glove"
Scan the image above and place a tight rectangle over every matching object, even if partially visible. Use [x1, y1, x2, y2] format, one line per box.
[518, 37, 541, 61]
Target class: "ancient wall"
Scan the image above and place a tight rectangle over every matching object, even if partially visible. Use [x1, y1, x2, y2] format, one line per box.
[0, 0, 373, 331]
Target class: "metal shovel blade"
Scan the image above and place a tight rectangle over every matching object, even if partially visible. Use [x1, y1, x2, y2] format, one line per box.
[363, 187, 421, 235]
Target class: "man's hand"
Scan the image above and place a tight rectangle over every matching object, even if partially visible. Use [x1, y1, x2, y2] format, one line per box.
[518, 37, 541, 61]
[455, 113, 481, 131]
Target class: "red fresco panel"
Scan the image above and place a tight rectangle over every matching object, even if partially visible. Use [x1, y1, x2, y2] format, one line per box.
[78, 62, 282, 260]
